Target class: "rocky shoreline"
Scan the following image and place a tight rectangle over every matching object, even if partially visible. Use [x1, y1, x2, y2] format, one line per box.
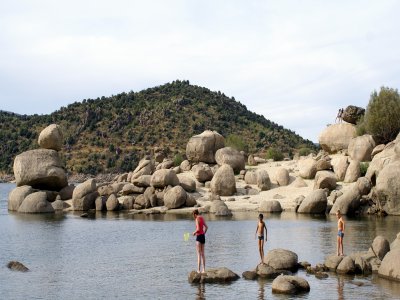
[5, 122, 400, 285]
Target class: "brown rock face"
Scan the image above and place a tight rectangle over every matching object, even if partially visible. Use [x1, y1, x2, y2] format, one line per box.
[341, 105, 365, 124]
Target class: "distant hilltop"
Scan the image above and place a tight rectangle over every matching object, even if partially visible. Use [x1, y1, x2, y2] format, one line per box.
[0, 80, 315, 174]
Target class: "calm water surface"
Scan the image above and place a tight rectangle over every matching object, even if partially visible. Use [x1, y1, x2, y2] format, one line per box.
[1, 183, 400, 299]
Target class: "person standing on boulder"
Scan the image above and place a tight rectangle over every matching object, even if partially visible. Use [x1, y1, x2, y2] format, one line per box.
[336, 210, 345, 256]
[192, 209, 208, 274]
[335, 108, 344, 123]
[255, 213, 268, 264]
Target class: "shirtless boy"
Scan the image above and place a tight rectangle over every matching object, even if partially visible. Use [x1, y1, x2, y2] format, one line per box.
[255, 214, 268, 264]
[337, 210, 345, 256]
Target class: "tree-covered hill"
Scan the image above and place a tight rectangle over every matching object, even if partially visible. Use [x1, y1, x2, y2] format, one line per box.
[0, 80, 315, 174]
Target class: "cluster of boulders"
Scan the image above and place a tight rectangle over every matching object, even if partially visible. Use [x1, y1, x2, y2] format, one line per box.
[306, 233, 400, 282]
[8, 124, 71, 213]
[290, 120, 400, 216]
[188, 248, 310, 295]
[242, 249, 310, 295]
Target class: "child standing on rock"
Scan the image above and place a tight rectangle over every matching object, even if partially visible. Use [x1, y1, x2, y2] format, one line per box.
[255, 213, 268, 264]
[192, 209, 208, 274]
[337, 210, 345, 256]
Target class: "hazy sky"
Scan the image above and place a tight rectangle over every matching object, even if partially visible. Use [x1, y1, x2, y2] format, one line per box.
[1, 0, 399, 142]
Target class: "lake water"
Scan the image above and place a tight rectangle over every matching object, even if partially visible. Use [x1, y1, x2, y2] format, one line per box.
[1, 182, 400, 299]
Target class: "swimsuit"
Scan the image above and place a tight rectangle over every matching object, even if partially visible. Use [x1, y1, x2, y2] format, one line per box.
[338, 230, 344, 238]
[258, 235, 264, 240]
[196, 234, 205, 244]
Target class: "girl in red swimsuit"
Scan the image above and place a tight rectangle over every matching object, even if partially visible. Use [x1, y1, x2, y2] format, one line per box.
[192, 209, 208, 273]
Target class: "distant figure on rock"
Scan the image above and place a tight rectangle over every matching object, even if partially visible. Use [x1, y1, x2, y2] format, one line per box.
[192, 209, 208, 274]
[335, 108, 344, 123]
[255, 213, 268, 265]
[336, 210, 345, 256]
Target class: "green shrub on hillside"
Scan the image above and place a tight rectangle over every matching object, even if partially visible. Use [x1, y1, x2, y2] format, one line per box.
[265, 147, 284, 161]
[362, 87, 400, 143]
[225, 134, 248, 152]
[173, 153, 184, 167]
[298, 147, 314, 157]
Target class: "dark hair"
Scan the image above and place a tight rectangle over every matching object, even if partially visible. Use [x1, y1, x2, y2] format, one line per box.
[258, 213, 264, 219]
[193, 209, 199, 216]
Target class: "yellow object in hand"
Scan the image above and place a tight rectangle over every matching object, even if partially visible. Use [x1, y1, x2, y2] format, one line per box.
[184, 232, 190, 241]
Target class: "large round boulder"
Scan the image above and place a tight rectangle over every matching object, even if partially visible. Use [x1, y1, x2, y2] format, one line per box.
[164, 186, 187, 209]
[8, 185, 36, 211]
[391, 232, 400, 250]
[17, 191, 54, 213]
[264, 249, 298, 271]
[275, 167, 290, 186]
[314, 171, 337, 190]
[131, 159, 154, 181]
[271, 275, 310, 295]
[38, 124, 63, 151]
[73, 179, 96, 199]
[209, 200, 232, 216]
[244, 170, 258, 185]
[150, 169, 179, 188]
[13, 149, 68, 191]
[191, 163, 214, 183]
[378, 248, 400, 281]
[177, 174, 196, 192]
[375, 161, 400, 215]
[336, 256, 355, 274]
[210, 164, 236, 196]
[73, 191, 98, 211]
[344, 160, 361, 183]
[297, 189, 327, 214]
[319, 123, 356, 153]
[106, 194, 119, 211]
[298, 158, 317, 179]
[186, 130, 225, 164]
[259, 200, 282, 213]
[348, 135, 376, 162]
[369, 236, 390, 260]
[331, 156, 349, 181]
[257, 169, 271, 191]
[324, 254, 343, 271]
[215, 147, 245, 173]
[330, 185, 361, 215]
[365, 141, 397, 183]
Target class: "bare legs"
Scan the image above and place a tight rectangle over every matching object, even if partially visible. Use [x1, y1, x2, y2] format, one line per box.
[258, 239, 264, 264]
[196, 242, 206, 273]
[337, 236, 344, 256]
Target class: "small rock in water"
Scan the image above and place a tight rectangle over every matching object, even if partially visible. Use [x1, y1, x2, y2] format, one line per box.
[80, 213, 88, 218]
[315, 272, 329, 279]
[7, 261, 29, 272]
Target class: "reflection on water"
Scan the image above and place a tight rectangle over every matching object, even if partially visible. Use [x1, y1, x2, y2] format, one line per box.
[196, 283, 206, 300]
[337, 276, 344, 300]
[1, 183, 400, 299]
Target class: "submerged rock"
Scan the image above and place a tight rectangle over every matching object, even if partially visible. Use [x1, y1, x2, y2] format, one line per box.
[7, 261, 29, 272]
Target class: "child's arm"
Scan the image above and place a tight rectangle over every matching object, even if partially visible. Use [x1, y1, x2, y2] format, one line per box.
[264, 224, 268, 242]
[193, 218, 199, 236]
[204, 221, 208, 234]
[342, 219, 345, 232]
